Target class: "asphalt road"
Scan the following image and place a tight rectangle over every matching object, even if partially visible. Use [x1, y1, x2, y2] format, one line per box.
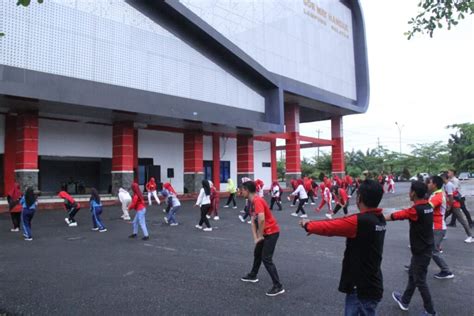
[0, 182, 473, 315]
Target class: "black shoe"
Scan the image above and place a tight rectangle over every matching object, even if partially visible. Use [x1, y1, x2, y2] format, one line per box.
[142, 236, 150, 241]
[128, 234, 137, 239]
[241, 274, 259, 283]
[446, 223, 456, 227]
[266, 285, 285, 297]
[434, 271, 454, 279]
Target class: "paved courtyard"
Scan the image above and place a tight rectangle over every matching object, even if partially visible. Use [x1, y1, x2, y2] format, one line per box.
[0, 182, 473, 315]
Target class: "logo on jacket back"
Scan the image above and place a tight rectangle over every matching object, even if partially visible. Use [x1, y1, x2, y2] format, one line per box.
[424, 208, 433, 214]
[375, 225, 386, 232]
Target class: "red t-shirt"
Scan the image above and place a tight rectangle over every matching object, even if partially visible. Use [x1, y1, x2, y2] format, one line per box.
[337, 188, 349, 205]
[252, 195, 280, 236]
[429, 190, 446, 230]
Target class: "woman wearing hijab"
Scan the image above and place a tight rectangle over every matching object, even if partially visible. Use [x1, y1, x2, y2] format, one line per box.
[128, 182, 149, 240]
[20, 187, 37, 241]
[7, 182, 22, 232]
[288, 179, 308, 218]
[90, 188, 107, 232]
[145, 177, 161, 206]
[207, 181, 220, 221]
[224, 178, 237, 209]
[118, 188, 132, 220]
[58, 191, 81, 227]
[195, 179, 212, 231]
[270, 181, 283, 211]
[161, 187, 181, 226]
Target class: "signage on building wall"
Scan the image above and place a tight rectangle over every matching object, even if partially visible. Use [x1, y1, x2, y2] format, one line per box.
[302, 0, 350, 39]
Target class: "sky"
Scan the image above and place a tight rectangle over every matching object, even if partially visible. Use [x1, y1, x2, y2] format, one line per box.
[296, 0, 474, 159]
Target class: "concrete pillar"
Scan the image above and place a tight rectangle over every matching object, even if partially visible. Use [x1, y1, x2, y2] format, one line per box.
[15, 112, 39, 192]
[212, 133, 220, 191]
[284, 103, 301, 186]
[331, 116, 345, 178]
[111, 121, 134, 194]
[271, 139, 278, 182]
[236, 135, 254, 184]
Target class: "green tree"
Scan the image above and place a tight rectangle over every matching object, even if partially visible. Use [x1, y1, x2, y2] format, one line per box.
[409, 141, 452, 174]
[447, 123, 474, 171]
[406, 0, 474, 39]
[277, 159, 286, 182]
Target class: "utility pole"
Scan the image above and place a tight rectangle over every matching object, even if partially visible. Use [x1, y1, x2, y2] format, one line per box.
[377, 137, 380, 148]
[316, 129, 322, 161]
[395, 122, 404, 155]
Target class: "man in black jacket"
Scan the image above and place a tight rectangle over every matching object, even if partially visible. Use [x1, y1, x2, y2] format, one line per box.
[385, 181, 436, 316]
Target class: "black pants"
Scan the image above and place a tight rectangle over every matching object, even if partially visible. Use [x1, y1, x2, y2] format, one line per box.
[333, 203, 349, 215]
[402, 253, 435, 315]
[199, 204, 211, 228]
[10, 212, 21, 229]
[68, 206, 80, 223]
[242, 200, 251, 220]
[292, 195, 298, 206]
[295, 198, 307, 214]
[270, 197, 282, 211]
[307, 190, 315, 203]
[250, 232, 282, 287]
[448, 197, 473, 226]
[225, 193, 236, 207]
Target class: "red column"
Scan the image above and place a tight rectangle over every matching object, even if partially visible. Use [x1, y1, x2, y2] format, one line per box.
[15, 112, 39, 190]
[184, 132, 204, 193]
[212, 133, 220, 191]
[331, 116, 345, 177]
[133, 129, 139, 182]
[237, 135, 254, 183]
[285, 103, 301, 184]
[3, 114, 17, 195]
[271, 139, 277, 182]
[112, 121, 134, 193]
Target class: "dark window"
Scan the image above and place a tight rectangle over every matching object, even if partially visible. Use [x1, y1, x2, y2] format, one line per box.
[203, 161, 213, 181]
[262, 162, 271, 168]
[220, 161, 231, 183]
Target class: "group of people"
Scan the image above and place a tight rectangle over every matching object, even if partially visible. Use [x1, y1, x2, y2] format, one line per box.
[4, 169, 472, 315]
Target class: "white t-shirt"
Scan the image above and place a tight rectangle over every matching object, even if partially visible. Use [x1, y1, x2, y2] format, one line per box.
[195, 188, 211, 206]
[292, 184, 308, 199]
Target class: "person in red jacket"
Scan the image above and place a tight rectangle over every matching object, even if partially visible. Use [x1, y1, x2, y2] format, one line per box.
[7, 182, 22, 232]
[58, 191, 81, 227]
[332, 186, 350, 217]
[290, 178, 298, 207]
[145, 177, 161, 206]
[207, 180, 220, 221]
[128, 182, 149, 240]
[304, 177, 316, 205]
[300, 180, 386, 315]
[385, 181, 436, 315]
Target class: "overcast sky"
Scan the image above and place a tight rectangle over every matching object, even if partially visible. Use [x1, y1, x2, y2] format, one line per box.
[296, 0, 473, 159]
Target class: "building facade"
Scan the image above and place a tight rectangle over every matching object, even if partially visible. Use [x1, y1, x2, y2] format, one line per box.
[0, 0, 369, 195]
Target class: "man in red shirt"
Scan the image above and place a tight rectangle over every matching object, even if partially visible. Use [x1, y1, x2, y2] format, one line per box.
[332, 186, 350, 216]
[240, 181, 285, 297]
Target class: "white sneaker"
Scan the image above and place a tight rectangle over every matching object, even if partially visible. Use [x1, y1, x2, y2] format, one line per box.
[170, 223, 179, 226]
[91, 228, 99, 231]
[239, 215, 245, 222]
[123, 217, 131, 221]
[232, 206, 238, 209]
[223, 205, 229, 208]
[247, 220, 252, 224]
[68, 222, 78, 227]
[290, 213, 298, 217]
[325, 213, 333, 219]
[310, 203, 315, 205]
[348, 195, 352, 198]
[300, 214, 308, 218]
[195, 225, 203, 230]
[464, 236, 473, 243]
[24, 237, 33, 241]
[203, 227, 213, 232]
[162, 209, 167, 213]
[99, 228, 107, 233]
[290, 204, 296, 207]
[206, 215, 211, 219]
[10, 228, 19, 232]
[65, 218, 71, 225]
[213, 216, 220, 221]
[164, 217, 169, 224]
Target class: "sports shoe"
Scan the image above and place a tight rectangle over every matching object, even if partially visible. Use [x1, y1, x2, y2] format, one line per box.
[170, 223, 179, 226]
[65, 218, 71, 225]
[10, 228, 19, 232]
[203, 227, 212, 232]
[310, 202, 315, 205]
[290, 212, 298, 217]
[24, 237, 33, 241]
[404, 265, 410, 271]
[206, 215, 211, 219]
[464, 236, 473, 243]
[247, 220, 252, 224]
[434, 271, 454, 279]
[241, 274, 259, 283]
[195, 224, 203, 230]
[446, 223, 456, 227]
[213, 216, 220, 221]
[68, 222, 78, 227]
[223, 205, 229, 208]
[300, 214, 308, 218]
[164, 217, 169, 224]
[391, 291, 409, 311]
[123, 217, 131, 221]
[142, 236, 150, 240]
[420, 310, 437, 315]
[238, 215, 245, 222]
[325, 213, 333, 219]
[266, 285, 285, 297]
[129, 234, 137, 238]
[232, 206, 238, 209]
[290, 204, 296, 207]
[91, 227, 99, 231]
[99, 228, 107, 233]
